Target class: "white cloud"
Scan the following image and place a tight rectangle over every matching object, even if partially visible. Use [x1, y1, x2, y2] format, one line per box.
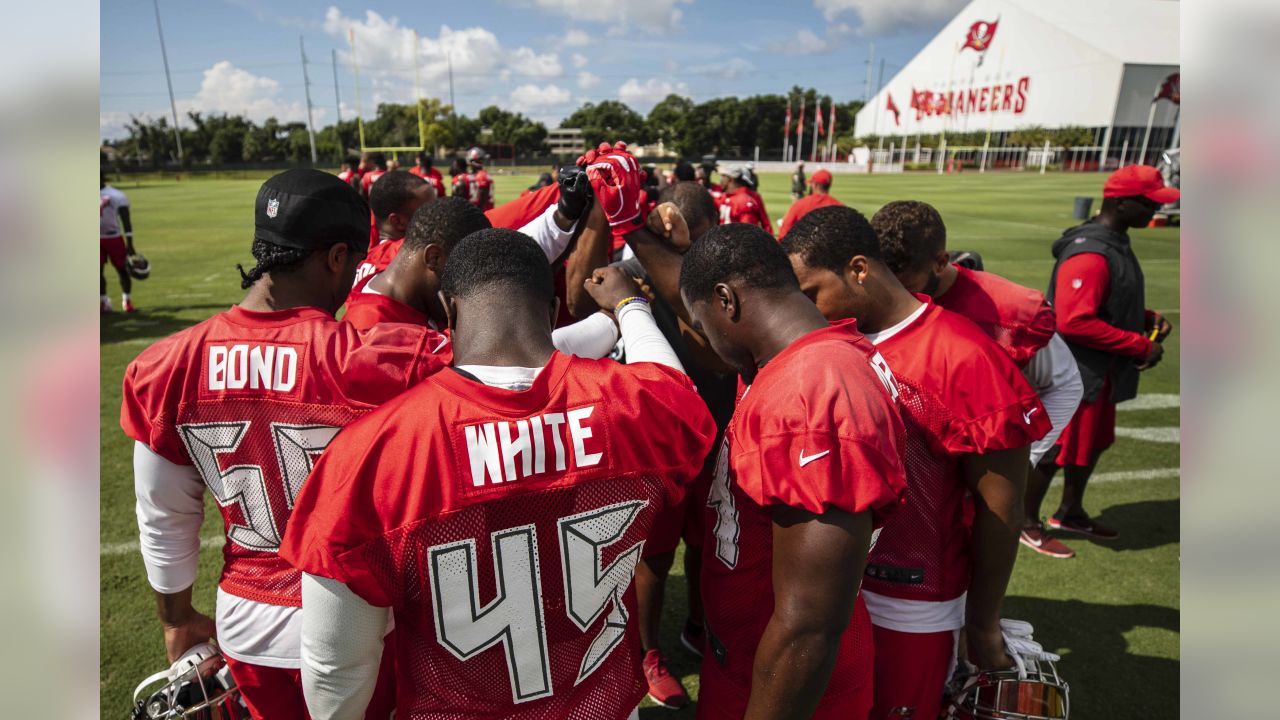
[322, 7, 563, 107]
[770, 28, 829, 55]
[814, 0, 966, 36]
[563, 29, 592, 47]
[618, 77, 689, 112]
[533, 0, 690, 31]
[577, 71, 600, 89]
[572, 52, 589, 69]
[509, 47, 564, 78]
[688, 57, 755, 79]
[185, 61, 317, 124]
[510, 83, 572, 112]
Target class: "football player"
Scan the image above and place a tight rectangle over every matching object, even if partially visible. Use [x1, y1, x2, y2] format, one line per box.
[783, 206, 1051, 720]
[358, 152, 387, 199]
[101, 174, 137, 312]
[874, 200, 1085, 559]
[338, 156, 362, 189]
[716, 165, 772, 234]
[279, 230, 716, 720]
[677, 223, 908, 719]
[462, 146, 494, 211]
[122, 170, 441, 720]
[409, 151, 446, 198]
[610, 183, 738, 709]
[778, 169, 842, 238]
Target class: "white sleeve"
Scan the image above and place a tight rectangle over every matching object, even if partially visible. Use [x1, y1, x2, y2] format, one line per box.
[618, 301, 685, 373]
[301, 574, 390, 720]
[552, 312, 620, 359]
[1023, 334, 1084, 466]
[518, 204, 577, 262]
[133, 441, 205, 594]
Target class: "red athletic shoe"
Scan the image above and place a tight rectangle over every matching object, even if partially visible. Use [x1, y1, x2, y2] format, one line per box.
[642, 649, 689, 709]
[123, 298, 137, 312]
[1049, 512, 1118, 540]
[1020, 523, 1075, 558]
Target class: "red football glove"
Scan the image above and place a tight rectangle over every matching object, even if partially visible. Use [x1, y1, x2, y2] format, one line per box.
[577, 141, 646, 227]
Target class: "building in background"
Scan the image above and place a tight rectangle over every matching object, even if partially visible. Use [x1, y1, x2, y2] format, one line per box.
[855, 0, 1179, 166]
[547, 127, 586, 158]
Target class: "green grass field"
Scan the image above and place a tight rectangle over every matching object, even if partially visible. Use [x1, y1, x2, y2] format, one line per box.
[100, 170, 1179, 718]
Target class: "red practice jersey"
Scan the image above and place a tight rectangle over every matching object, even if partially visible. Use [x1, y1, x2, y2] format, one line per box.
[935, 265, 1056, 367]
[717, 186, 772, 234]
[349, 238, 405, 300]
[120, 305, 442, 607]
[338, 169, 360, 188]
[487, 184, 559, 229]
[471, 169, 494, 210]
[361, 169, 386, 197]
[280, 352, 717, 719]
[410, 165, 447, 198]
[778, 192, 843, 238]
[860, 302, 1050, 627]
[699, 320, 908, 718]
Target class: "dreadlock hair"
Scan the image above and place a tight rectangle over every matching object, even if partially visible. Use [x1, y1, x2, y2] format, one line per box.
[237, 238, 316, 289]
[871, 200, 947, 275]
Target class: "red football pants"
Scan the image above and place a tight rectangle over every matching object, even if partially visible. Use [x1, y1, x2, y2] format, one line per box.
[101, 236, 127, 270]
[869, 625, 957, 720]
[223, 656, 308, 720]
[223, 639, 397, 720]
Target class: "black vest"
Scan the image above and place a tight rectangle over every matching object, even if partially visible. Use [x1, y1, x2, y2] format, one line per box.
[1047, 221, 1146, 404]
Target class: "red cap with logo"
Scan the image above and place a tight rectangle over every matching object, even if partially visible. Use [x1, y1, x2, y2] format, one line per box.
[1103, 165, 1180, 203]
[809, 169, 833, 186]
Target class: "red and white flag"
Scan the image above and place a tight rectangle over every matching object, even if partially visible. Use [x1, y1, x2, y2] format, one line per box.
[1154, 72, 1180, 105]
[784, 99, 792, 137]
[816, 99, 825, 136]
[886, 93, 901, 126]
[796, 97, 806, 138]
[828, 102, 836, 137]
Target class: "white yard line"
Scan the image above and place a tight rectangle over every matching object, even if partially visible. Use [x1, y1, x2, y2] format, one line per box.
[1089, 467, 1179, 483]
[1117, 394, 1180, 411]
[1115, 426, 1181, 443]
[101, 534, 224, 556]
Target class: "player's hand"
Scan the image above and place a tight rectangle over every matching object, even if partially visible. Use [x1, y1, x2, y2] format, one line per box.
[556, 165, 592, 221]
[646, 202, 693, 252]
[1148, 312, 1173, 343]
[577, 141, 646, 227]
[163, 610, 216, 663]
[966, 622, 1016, 672]
[584, 266, 644, 312]
[1137, 340, 1164, 371]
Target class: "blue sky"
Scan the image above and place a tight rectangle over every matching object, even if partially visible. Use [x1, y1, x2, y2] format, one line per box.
[101, 0, 969, 140]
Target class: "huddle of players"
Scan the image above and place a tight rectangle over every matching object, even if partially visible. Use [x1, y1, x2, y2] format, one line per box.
[124, 141, 1079, 720]
[340, 149, 490, 212]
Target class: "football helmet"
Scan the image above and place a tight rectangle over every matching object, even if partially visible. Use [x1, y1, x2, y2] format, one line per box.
[132, 643, 247, 720]
[127, 252, 152, 280]
[949, 250, 984, 271]
[943, 619, 1070, 720]
[466, 147, 487, 166]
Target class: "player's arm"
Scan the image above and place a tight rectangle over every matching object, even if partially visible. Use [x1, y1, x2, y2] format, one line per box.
[118, 205, 136, 253]
[300, 573, 390, 720]
[1054, 253, 1158, 362]
[1022, 334, 1084, 465]
[133, 441, 215, 661]
[962, 445, 1029, 671]
[744, 505, 874, 720]
[583, 265, 685, 372]
[623, 205, 692, 326]
[562, 201, 614, 319]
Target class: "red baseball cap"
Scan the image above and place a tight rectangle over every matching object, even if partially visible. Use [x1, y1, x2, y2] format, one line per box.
[809, 169, 833, 186]
[1103, 165, 1180, 203]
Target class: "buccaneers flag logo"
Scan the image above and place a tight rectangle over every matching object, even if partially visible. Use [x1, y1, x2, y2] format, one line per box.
[885, 92, 901, 126]
[962, 19, 999, 53]
[1154, 72, 1180, 105]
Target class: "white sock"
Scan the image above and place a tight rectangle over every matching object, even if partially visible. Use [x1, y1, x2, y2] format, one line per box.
[100, 294, 109, 303]
[122, 292, 131, 303]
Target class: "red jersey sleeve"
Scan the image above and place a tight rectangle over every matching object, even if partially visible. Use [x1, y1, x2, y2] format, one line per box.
[119, 335, 190, 465]
[1054, 253, 1153, 357]
[933, 324, 1052, 454]
[486, 184, 560, 229]
[278, 411, 395, 606]
[735, 362, 907, 520]
[321, 323, 445, 405]
[619, 362, 718, 505]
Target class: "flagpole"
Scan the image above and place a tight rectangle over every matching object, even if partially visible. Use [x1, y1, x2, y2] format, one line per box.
[826, 104, 836, 162]
[811, 99, 821, 162]
[783, 97, 791, 163]
[1139, 100, 1158, 166]
[797, 96, 806, 168]
[152, 0, 184, 164]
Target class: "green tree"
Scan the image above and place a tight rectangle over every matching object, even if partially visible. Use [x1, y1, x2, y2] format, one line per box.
[646, 94, 694, 152]
[561, 100, 650, 147]
[477, 106, 548, 156]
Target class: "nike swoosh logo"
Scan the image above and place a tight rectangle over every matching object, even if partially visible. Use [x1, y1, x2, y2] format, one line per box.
[799, 450, 830, 467]
[1023, 407, 1039, 424]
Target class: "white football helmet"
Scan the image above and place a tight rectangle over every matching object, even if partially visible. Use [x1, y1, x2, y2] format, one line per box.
[132, 643, 247, 720]
[466, 146, 487, 166]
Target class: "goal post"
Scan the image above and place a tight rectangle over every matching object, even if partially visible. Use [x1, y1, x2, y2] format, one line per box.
[348, 28, 427, 153]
